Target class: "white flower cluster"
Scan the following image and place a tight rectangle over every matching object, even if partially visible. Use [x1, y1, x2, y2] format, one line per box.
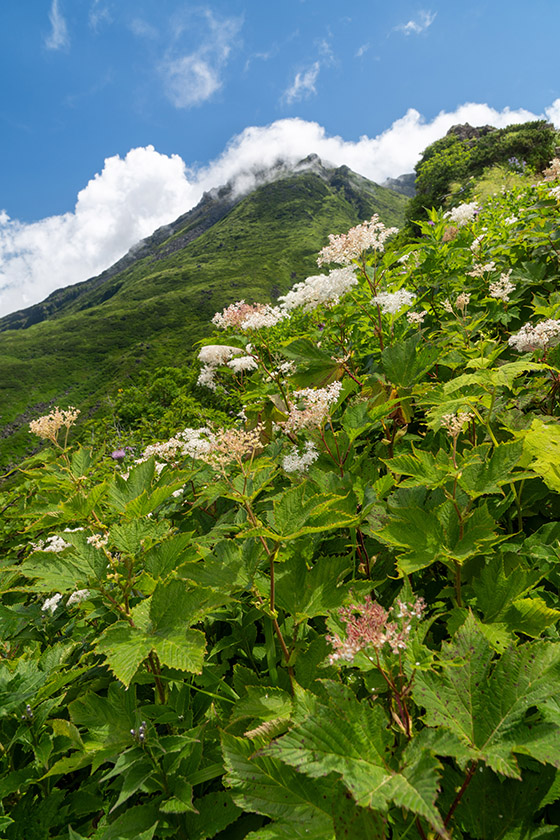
[549, 186, 560, 200]
[407, 310, 428, 326]
[489, 270, 515, 302]
[508, 319, 560, 352]
[278, 267, 358, 313]
[29, 406, 80, 443]
[282, 441, 319, 473]
[470, 234, 485, 253]
[42, 593, 62, 614]
[455, 293, 471, 313]
[227, 355, 258, 374]
[32, 535, 71, 553]
[440, 411, 473, 438]
[467, 261, 496, 277]
[444, 202, 479, 227]
[504, 216, 519, 225]
[372, 289, 415, 315]
[212, 301, 285, 331]
[87, 533, 108, 549]
[67, 589, 90, 606]
[283, 382, 342, 432]
[317, 215, 398, 266]
[198, 344, 243, 365]
[197, 345, 243, 390]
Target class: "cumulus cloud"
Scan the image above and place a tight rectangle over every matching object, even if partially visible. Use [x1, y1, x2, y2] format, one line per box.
[0, 147, 197, 316]
[545, 98, 560, 127]
[356, 43, 370, 58]
[45, 0, 69, 51]
[395, 10, 436, 36]
[160, 10, 242, 108]
[1, 100, 559, 316]
[282, 62, 321, 105]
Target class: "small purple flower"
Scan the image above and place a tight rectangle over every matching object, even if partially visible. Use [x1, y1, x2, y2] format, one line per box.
[427, 220, 435, 226]
[111, 449, 126, 461]
[317, 323, 325, 331]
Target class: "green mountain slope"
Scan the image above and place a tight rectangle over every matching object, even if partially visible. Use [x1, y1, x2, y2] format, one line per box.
[0, 157, 407, 464]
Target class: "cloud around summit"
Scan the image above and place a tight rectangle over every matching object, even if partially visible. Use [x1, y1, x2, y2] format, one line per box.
[1, 99, 559, 317]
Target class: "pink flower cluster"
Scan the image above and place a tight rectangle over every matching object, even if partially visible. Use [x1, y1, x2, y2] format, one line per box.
[327, 595, 425, 664]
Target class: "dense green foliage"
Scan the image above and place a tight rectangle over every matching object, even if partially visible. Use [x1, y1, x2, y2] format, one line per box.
[407, 120, 558, 226]
[2, 156, 560, 838]
[0, 166, 406, 467]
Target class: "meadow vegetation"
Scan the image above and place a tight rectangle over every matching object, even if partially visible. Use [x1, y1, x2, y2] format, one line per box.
[1, 141, 560, 838]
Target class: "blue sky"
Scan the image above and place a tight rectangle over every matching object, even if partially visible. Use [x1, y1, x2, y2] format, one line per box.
[0, 0, 559, 315]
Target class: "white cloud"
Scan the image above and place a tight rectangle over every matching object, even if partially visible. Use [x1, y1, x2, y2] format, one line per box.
[356, 43, 370, 57]
[0, 147, 197, 316]
[45, 0, 69, 51]
[395, 10, 436, 36]
[160, 10, 242, 108]
[1, 100, 558, 317]
[282, 62, 321, 105]
[129, 18, 159, 39]
[545, 98, 560, 127]
[89, 0, 112, 32]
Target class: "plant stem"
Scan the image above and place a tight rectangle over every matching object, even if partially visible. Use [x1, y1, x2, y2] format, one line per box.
[444, 761, 478, 828]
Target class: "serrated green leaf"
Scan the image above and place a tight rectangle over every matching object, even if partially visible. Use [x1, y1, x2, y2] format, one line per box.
[383, 447, 450, 488]
[222, 732, 334, 830]
[377, 506, 444, 574]
[151, 629, 206, 674]
[269, 484, 357, 540]
[458, 442, 524, 498]
[414, 614, 560, 778]
[95, 623, 153, 686]
[382, 336, 438, 387]
[269, 689, 445, 834]
[274, 554, 351, 620]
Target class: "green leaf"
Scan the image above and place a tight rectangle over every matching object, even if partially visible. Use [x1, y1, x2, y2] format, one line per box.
[269, 484, 357, 540]
[274, 554, 351, 620]
[458, 442, 524, 498]
[95, 623, 153, 686]
[382, 335, 438, 387]
[231, 686, 292, 724]
[268, 685, 445, 834]
[109, 759, 153, 813]
[502, 597, 560, 638]
[222, 732, 334, 834]
[151, 629, 206, 673]
[414, 613, 560, 778]
[332, 791, 386, 839]
[92, 804, 158, 840]
[515, 418, 560, 493]
[377, 506, 444, 574]
[383, 447, 450, 489]
[183, 792, 241, 839]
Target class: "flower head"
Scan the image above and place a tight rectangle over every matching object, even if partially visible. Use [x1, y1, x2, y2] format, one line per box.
[444, 202, 479, 227]
[372, 289, 415, 315]
[509, 319, 560, 353]
[327, 594, 425, 664]
[29, 407, 80, 443]
[317, 215, 398, 266]
[42, 593, 62, 615]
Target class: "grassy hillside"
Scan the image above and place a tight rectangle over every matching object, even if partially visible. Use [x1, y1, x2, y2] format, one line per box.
[0, 165, 406, 465]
